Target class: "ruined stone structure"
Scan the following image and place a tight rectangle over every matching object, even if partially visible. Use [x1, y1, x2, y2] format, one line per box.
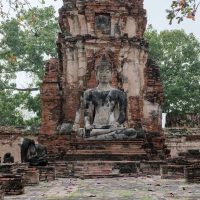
[0, 127, 21, 163]
[166, 114, 200, 128]
[1, 2, 200, 196]
[39, 0, 169, 173]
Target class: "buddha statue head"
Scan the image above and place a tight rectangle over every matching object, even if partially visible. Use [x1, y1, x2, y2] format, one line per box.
[95, 54, 113, 85]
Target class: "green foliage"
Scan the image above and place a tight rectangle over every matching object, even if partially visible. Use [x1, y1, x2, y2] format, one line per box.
[142, 196, 152, 200]
[0, 6, 59, 79]
[166, 0, 200, 24]
[113, 190, 136, 197]
[0, 90, 25, 126]
[144, 25, 200, 117]
[0, 6, 59, 126]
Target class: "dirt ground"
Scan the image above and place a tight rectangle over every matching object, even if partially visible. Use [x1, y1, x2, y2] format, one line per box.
[4, 176, 200, 200]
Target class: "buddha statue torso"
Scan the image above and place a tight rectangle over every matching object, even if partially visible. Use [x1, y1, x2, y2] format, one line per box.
[84, 87, 126, 128]
[77, 54, 141, 140]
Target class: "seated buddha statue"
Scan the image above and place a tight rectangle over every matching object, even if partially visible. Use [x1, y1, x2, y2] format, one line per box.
[77, 55, 144, 141]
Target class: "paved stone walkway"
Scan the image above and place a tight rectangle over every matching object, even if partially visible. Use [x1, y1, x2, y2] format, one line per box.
[4, 176, 200, 200]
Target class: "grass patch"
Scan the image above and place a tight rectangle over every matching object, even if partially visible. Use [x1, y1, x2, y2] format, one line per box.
[142, 196, 153, 200]
[99, 194, 109, 197]
[77, 180, 85, 188]
[87, 189, 103, 193]
[42, 195, 61, 198]
[182, 179, 187, 184]
[113, 190, 136, 197]
[68, 191, 85, 198]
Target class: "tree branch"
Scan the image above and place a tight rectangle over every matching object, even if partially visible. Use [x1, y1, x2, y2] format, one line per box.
[1, 69, 34, 73]
[2, 86, 39, 91]
[0, 80, 39, 91]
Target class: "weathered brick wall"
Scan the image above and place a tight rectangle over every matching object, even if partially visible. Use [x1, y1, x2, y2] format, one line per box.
[142, 60, 165, 134]
[166, 114, 200, 128]
[40, 0, 164, 133]
[40, 59, 62, 135]
[0, 127, 21, 163]
[165, 128, 200, 157]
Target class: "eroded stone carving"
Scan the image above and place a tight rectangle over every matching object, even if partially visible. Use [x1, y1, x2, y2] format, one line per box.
[95, 15, 111, 34]
[3, 152, 14, 163]
[77, 55, 145, 140]
[21, 138, 48, 166]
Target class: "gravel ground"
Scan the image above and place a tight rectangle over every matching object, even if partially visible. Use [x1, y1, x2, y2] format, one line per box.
[4, 176, 200, 200]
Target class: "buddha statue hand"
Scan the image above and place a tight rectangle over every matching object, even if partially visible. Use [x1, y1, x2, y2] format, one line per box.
[110, 121, 120, 128]
[85, 123, 93, 131]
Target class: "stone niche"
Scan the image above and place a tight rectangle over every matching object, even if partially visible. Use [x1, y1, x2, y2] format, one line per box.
[40, 0, 168, 160]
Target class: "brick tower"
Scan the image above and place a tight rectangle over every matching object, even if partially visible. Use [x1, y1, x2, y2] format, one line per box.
[39, 0, 169, 177]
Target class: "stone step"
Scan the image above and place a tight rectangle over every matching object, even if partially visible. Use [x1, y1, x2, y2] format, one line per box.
[69, 141, 146, 150]
[70, 145, 145, 150]
[74, 173, 122, 179]
[65, 154, 148, 161]
[79, 170, 118, 175]
[66, 150, 147, 155]
[52, 160, 139, 178]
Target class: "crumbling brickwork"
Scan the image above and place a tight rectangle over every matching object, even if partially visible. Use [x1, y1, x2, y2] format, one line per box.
[39, 0, 169, 162]
[166, 114, 200, 128]
[40, 59, 62, 135]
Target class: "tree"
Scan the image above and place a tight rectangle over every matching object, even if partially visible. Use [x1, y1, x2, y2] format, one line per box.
[144, 25, 200, 116]
[0, 6, 59, 126]
[0, 0, 55, 19]
[167, 0, 200, 24]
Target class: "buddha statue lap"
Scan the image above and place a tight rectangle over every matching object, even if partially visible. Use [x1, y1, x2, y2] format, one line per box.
[77, 55, 145, 141]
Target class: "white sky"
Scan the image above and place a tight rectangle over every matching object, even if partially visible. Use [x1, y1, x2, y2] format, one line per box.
[144, 0, 200, 40]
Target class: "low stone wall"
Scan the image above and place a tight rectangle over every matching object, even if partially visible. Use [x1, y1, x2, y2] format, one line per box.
[16, 168, 39, 186]
[166, 114, 200, 128]
[49, 161, 140, 179]
[161, 165, 185, 179]
[0, 164, 18, 174]
[0, 174, 24, 195]
[164, 128, 200, 157]
[140, 161, 166, 175]
[36, 166, 55, 181]
[185, 167, 200, 183]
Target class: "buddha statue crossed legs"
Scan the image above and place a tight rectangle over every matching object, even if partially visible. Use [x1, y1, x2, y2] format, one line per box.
[77, 55, 143, 140]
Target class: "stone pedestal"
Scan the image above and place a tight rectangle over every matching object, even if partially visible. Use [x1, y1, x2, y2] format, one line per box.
[16, 168, 39, 186]
[36, 166, 56, 181]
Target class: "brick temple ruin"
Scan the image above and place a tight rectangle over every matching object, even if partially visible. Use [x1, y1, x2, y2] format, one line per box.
[39, 0, 169, 162]
[1, 0, 200, 199]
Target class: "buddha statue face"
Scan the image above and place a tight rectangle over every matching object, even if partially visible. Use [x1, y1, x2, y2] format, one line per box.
[95, 55, 112, 84]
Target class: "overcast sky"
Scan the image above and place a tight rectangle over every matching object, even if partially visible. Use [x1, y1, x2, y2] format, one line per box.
[144, 0, 200, 40]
